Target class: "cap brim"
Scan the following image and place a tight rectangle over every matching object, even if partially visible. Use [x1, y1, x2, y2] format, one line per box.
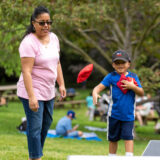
[113, 58, 128, 62]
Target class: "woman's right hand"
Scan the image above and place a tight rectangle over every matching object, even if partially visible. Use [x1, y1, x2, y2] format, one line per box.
[29, 96, 39, 112]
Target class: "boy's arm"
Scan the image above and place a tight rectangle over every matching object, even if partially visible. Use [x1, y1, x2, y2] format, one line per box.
[92, 83, 106, 105]
[121, 79, 144, 96]
[132, 86, 144, 96]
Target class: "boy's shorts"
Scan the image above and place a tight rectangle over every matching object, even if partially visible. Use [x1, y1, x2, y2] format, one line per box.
[108, 117, 134, 142]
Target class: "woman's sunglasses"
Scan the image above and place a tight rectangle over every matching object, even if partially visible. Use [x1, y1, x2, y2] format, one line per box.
[34, 20, 52, 26]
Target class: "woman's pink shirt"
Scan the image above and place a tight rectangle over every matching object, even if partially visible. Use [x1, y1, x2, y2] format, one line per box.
[17, 32, 60, 100]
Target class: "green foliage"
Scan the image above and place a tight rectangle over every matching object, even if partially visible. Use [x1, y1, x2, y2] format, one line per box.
[52, 0, 110, 27]
[132, 67, 160, 95]
[0, 0, 53, 77]
[0, 0, 160, 93]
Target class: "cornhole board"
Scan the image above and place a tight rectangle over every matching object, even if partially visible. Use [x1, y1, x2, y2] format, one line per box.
[67, 156, 160, 160]
[142, 140, 160, 156]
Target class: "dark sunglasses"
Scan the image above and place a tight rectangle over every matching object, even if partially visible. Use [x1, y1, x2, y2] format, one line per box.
[34, 20, 52, 26]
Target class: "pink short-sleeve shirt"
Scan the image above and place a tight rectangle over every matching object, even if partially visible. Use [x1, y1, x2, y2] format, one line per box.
[17, 32, 60, 100]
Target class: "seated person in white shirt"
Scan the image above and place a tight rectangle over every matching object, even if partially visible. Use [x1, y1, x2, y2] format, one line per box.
[136, 94, 154, 126]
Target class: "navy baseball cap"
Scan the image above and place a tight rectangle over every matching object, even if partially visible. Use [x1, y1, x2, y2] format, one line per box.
[112, 50, 131, 62]
[67, 110, 76, 119]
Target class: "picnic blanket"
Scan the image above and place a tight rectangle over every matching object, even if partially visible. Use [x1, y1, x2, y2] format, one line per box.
[85, 126, 107, 132]
[21, 129, 102, 141]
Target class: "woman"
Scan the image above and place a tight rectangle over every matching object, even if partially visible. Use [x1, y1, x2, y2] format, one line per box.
[17, 6, 66, 160]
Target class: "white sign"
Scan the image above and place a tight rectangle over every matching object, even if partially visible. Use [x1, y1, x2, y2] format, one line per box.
[67, 156, 160, 160]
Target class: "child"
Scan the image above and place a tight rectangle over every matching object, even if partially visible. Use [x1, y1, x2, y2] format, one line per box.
[92, 50, 144, 156]
[86, 93, 96, 121]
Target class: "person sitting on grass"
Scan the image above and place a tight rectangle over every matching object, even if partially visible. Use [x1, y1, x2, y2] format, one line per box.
[135, 94, 154, 126]
[56, 110, 83, 137]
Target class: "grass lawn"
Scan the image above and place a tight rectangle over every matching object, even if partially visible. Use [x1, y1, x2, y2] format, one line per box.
[0, 89, 160, 160]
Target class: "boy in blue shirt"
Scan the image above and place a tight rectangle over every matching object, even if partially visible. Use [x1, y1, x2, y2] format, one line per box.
[92, 50, 144, 156]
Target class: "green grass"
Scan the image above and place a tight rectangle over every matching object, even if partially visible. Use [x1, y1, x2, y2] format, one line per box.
[0, 89, 160, 160]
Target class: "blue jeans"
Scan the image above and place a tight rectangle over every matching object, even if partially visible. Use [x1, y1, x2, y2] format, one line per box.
[19, 97, 54, 159]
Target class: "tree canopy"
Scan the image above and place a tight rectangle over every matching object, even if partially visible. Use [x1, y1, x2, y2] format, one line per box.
[0, 0, 160, 94]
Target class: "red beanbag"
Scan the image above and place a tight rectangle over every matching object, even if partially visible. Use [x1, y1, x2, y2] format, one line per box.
[117, 74, 138, 94]
[117, 74, 128, 94]
[77, 64, 93, 83]
[127, 77, 138, 86]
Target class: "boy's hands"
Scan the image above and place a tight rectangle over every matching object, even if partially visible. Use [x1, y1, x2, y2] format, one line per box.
[121, 78, 144, 96]
[93, 93, 101, 105]
[92, 84, 106, 105]
[121, 78, 135, 90]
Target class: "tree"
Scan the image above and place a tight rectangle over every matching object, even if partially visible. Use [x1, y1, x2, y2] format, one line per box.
[52, 0, 160, 93]
[52, 0, 160, 68]
[0, 0, 159, 93]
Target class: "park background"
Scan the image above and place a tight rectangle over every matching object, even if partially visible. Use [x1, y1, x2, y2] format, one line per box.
[0, 0, 160, 160]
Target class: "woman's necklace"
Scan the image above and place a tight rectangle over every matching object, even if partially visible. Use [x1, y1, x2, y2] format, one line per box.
[36, 34, 50, 48]
[42, 37, 49, 48]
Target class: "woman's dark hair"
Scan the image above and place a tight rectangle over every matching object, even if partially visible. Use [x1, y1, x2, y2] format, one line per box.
[24, 6, 50, 37]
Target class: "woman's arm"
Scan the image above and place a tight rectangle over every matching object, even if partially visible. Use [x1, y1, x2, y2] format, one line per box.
[21, 57, 39, 112]
[56, 61, 66, 100]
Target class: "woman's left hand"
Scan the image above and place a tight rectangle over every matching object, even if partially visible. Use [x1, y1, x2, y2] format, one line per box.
[59, 85, 66, 101]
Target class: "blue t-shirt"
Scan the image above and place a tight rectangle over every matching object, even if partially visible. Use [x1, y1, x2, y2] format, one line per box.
[56, 116, 72, 136]
[101, 71, 142, 121]
[86, 96, 95, 109]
